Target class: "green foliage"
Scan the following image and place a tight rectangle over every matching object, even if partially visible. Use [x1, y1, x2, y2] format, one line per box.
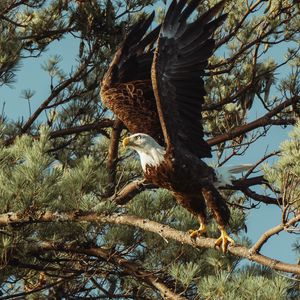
[0, 25, 21, 85]
[0, 127, 102, 213]
[169, 261, 201, 289]
[0, 0, 299, 298]
[198, 267, 292, 300]
[263, 121, 300, 210]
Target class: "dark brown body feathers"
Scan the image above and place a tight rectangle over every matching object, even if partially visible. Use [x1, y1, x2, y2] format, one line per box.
[144, 153, 230, 228]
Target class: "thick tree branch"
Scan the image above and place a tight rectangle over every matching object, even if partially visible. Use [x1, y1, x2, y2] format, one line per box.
[1, 211, 299, 274]
[232, 176, 268, 188]
[238, 187, 281, 205]
[230, 176, 281, 205]
[208, 97, 298, 146]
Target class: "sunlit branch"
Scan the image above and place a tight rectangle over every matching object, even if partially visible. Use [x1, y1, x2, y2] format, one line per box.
[1, 211, 300, 274]
[250, 214, 300, 253]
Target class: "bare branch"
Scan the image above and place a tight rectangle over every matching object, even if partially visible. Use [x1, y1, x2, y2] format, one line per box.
[230, 176, 282, 205]
[208, 97, 298, 146]
[232, 175, 268, 188]
[251, 214, 300, 254]
[237, 187, 281, 205]
[49, 119, 114, 139]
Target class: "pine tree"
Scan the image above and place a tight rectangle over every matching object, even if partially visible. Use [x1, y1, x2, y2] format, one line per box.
[0, 0, 299, 299]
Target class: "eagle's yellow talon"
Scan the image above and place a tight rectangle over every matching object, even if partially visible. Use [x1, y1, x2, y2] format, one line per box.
[189, 229, 199, 238]
[215, 228, 235, 253]
[189, 223, 207, 238]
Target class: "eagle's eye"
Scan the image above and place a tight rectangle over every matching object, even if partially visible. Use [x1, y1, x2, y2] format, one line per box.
[134, 135, 144, 145]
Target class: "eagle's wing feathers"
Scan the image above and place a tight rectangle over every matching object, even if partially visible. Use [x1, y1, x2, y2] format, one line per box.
[113, 13, 160, 83]
[152, 0, 227, 158]
[101, 13, 164, 143]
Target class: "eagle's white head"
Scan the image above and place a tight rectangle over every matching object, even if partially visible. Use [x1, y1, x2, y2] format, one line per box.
[123, 133, 166, 171]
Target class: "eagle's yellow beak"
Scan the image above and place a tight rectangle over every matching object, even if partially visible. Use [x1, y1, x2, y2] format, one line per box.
[122, 137, 131, 148]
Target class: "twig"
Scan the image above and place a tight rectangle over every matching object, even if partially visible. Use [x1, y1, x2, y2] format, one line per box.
[243, 151, 280, 179]
[27, 241, 187, 300]
[20, 42, 99, 134]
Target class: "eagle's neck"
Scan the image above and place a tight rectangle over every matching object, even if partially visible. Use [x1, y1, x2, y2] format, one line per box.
[135, 146, 166, 172]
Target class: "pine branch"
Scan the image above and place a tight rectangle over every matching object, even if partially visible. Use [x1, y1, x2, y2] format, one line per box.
[0, 277, 69, 300]
[1, 211, 300, 274]
[212, 2, 297, 69]
[3, 119, 114, 146]
[4, 95, 296, 149]
[214, 0, 264, 49]
[20, 43, 99, 134]
[8, 259, 153, 299]
[25, 241, 187, 300]
[208, 96, 299, 146]
[6, 95, 294, 149]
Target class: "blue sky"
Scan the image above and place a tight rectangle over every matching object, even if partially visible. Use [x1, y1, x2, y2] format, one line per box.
[1, 6, 298, 265]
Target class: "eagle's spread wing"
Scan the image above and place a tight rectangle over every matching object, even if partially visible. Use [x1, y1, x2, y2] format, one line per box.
[100, 14, 163, 143]
[114, 12, 161, 83]
[151, 0, 227, 158]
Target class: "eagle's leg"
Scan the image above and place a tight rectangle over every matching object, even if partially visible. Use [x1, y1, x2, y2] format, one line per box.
[189, 213, 207, 238]
[214, 227, 235, 253]
[201, 186, 234, 253]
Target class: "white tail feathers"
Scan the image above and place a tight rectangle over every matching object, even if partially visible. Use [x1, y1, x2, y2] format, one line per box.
[214, 164, 253, 187]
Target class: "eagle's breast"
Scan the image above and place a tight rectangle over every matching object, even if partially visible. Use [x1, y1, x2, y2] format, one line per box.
[144, 160, 174, 190]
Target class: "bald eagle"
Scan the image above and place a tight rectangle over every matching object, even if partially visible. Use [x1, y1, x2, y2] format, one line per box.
[100, 0, 251, 252]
